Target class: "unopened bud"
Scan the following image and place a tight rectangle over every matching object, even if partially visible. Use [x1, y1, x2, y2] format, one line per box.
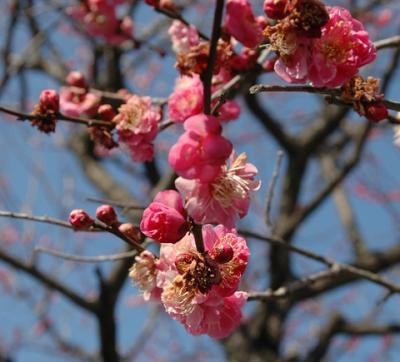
[69, 209, 94, 229]
[96, 205, 118, 225]
[98, 104, 116, 122]
[66, 71, 87, 88]
[39, 90, 59, 113]
[211, 245, 234, 264]
[118, 223, 141, 242]
[365, 101, 388, 123]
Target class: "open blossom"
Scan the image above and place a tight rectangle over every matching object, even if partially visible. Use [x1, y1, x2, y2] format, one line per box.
[176, 153, 261, 228]
[60, 71, 100, 117]
[168, 74, 240, 123]
[168, 75, 203, 123]
[225, 0, 264, 48]
[308, 6, 376, 87]
[114, 95, 161, 162]
[67, 0, 132, 45]
[140, 190, 189, 244]
[178, 290, 247, 339]
[168, 20, 200, 54]
[159, 225, 249, 330]
[129, 250, 161, 301]
[168, 114, 232, 182]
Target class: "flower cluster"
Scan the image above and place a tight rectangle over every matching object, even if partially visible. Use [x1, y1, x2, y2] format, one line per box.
[67, 0, 133, 45]
[130, 224, 249, 338]
[264, 3, 376, 86]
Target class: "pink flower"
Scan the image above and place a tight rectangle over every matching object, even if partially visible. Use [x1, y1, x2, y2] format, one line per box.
[129, 250, 161, 301]
[168, 20, 200, 54]
[168, 75, 203, 123]
[168, 114, 233, 182]
[225, 0, 264, 48]
[159, 224, 249, 304]
[140, 190, 189, 243]
[39, 90, 60, 113]
[114, 95, 161, 162]
[308, 6, 376, 87]
[176, 153, 261, 228]
[60, 72, 100, 117]
[180, 290, 247, 339]
[158, 224, 249, 337]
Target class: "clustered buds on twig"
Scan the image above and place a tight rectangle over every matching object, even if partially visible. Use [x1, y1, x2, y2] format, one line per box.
[31, 90, 60, 133]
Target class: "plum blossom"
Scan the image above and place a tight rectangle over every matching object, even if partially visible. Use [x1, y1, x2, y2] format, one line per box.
[176, 153, 260, 228]
[168, 20, 200, 54]
[168, 74, 240, 123]
[140, 190, 189, 244]
[31, 90, 60, 133]
[60, 71, 100, 117]
[113, 95, 161, 162]
[225, 0, 264, 48]
[168, 114, 233, 182]
[159, 225, 249, 309]
[129, 251, 161, 301]
[168, 75, 203, 123]
[308, 6, 377, 87]
[67, 0, 132, 45]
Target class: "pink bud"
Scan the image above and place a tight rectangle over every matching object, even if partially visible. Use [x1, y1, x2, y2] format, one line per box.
[98, 104, 116, 122]
[66, 71, 87, 88]
[263, 0, 288, 19]
[39, 90, 59, 113]
[365, 102, 388, 123]
[140, 202, 189, 243]
[211, 245, 234, 264]
[118, 223, 141, 242]
[96, 205, 118, 225]
[69, 209, 94, 229]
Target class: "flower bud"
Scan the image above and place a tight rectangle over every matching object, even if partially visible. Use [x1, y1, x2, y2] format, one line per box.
[66, 71, 87, 88]
[96, 205, 118, 225]
[39, 90, 59, 113]
[69, 209, 94, 229]
[365, 101, 388, 123]
[98, 104, 116, 122]
[118, 223, 141, 242]
[140, 202, 189, 243]
[211, 245, 234, 264]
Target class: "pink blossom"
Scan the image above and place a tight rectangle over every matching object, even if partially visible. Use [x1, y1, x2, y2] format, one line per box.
[60, 71, 100, 116]
[176, 153, 261, 228]
[60, 89, 100, 117]
[140, 190, 189, 244]
[225, 0, 264, 49]
[39, 90, 60, 113]
[129, 250, 161, 301]
[158, 224, 249, 337]
[168, 75, 203, 123]
[180, 291, 247, 339]
[308, 6, 376, 87]
[168, 114, 233, 182]
[114, 95, 161, 162]
[168, 20, 200, 54]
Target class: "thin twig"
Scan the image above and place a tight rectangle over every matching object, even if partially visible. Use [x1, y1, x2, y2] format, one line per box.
[86, 197, 145, 210]
[0, 106, 114, 129]
[34, 246, 138, 263]
[374, 35, 400, 50]
[265, 150, 284, 229]
[241, 230, 400, 295]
